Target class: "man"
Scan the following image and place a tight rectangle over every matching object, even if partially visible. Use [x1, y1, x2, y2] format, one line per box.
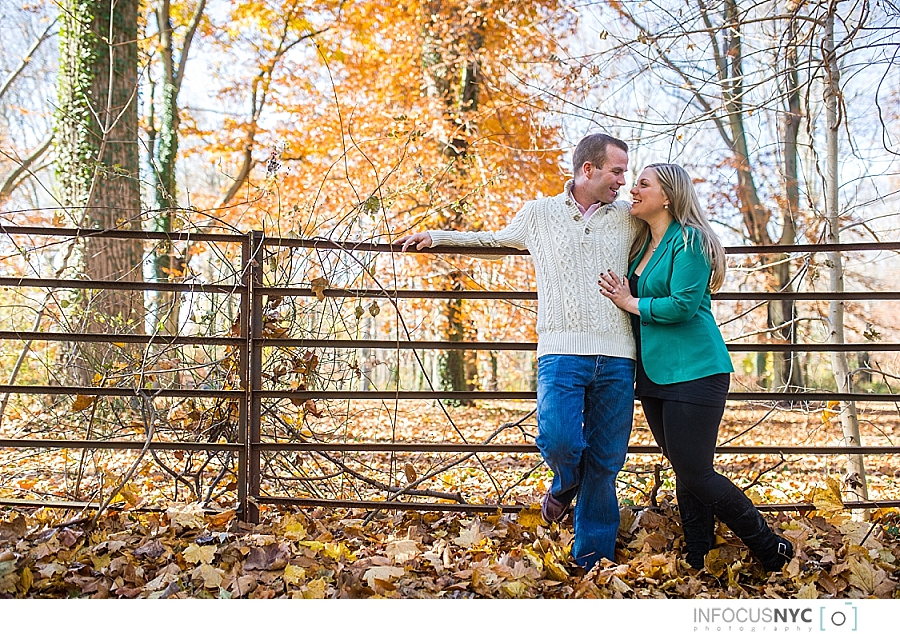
[396, 133, 636, 571]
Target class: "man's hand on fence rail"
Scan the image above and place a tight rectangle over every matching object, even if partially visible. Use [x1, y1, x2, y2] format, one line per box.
[394, 231, 432, 251]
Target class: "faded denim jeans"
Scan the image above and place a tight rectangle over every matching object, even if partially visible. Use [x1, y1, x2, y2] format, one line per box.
[536, 354, 635, 571]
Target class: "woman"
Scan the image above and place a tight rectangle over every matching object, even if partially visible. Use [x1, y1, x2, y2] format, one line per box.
[598, 163, 793, 572]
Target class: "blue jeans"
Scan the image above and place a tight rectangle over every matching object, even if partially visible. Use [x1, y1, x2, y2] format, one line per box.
[536, 354, 635, 570]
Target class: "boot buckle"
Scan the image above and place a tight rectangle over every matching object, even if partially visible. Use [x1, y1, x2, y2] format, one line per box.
[777, 541, 789, 556]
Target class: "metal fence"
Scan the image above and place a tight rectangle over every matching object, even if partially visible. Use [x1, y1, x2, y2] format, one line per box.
[1, 225, 899, 521]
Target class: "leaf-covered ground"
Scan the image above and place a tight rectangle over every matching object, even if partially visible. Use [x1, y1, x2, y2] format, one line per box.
[2, 501, 899, 599]
[3, 401, 900, 515]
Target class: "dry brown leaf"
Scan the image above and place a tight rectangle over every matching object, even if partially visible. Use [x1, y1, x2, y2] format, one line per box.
[811, 476, 845, 513]
[847, 556, 877, 594]
[71, 394, 95, 413]
[385, 539, 418, 564]
[244, 542, 291, 571]
[362, 565, 404, 590]
[310, 276, 329, 301]
[183, 544, 216, 565]
[193, 563, 224, 588]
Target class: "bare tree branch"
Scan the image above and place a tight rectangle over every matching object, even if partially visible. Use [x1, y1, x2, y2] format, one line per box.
[0, 17, 58, 103]
[0, 135, 54, 202]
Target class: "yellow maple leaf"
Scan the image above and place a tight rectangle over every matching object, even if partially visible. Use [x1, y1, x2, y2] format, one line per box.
[19, 566, 33, 594]
[281, 518, 307, 540]
[323, 541, 355, 562]
[283, 564, 306, 586]
[811, 476, 844, 513]
[516, 507, 544, 530]
[453, 521, 485, 548]
[297, 540, 325, 552]
[821, 400, 841, 424]
[183, 544, 216, 565]
[543, 550, 569, 582]
[501, 579, 531, 598]
[302, 578, 327, 599]
[195, 564, 224, 589]
[72, 394, 95, 413]
[90, 553, 110, 571]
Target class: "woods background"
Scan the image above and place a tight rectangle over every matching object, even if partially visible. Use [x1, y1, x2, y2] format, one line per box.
[1, 0, 899, 534]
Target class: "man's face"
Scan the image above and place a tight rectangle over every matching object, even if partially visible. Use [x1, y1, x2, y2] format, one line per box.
[583, 146, 628, 205]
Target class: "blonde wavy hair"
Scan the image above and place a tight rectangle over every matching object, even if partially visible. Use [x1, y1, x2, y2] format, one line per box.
[629, 163, 726, 291]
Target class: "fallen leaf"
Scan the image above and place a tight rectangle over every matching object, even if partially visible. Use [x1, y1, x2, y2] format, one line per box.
[795, 583, 819, 599]
[302, 577, 328, 599]
[283, 564, 306, 586]
[244, 543, 291, 571]
[72, 394, 95, 412]
[166, 503, 207, 530]
[811, 476, 844, 513]
[183, 544, 216, 565]
[847, 556, 878, 595]
[281, 518, 307, 540]
[362, 565, 404, 590]
[385, 540, 419, 564]
[704, 549, 727, 577]
[310, 276, 329, 301]
[134, 539, 166, 559]
[454, 520, 486, 548]
[207, 510, 236, 530]
[193, 564, 224, 589]
[516, 507, 544, 530]
[90, 553, 111, 571]
[36, 562, 66, 578]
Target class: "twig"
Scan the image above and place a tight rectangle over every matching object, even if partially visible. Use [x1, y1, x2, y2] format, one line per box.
[89, 393, 159, 528]
[859, 520, 878, 547]
[648, 463, 663, 509]
[741, 456, 787, 493]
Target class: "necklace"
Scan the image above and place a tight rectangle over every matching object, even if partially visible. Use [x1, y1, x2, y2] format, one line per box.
[650, 240, 661, 253]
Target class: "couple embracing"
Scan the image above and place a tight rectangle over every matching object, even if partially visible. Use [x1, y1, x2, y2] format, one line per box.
[396, 133, 793, 574]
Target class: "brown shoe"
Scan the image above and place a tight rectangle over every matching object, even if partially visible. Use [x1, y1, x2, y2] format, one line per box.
[541, 490, 569, 523]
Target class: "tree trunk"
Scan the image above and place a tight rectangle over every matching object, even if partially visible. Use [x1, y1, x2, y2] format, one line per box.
[151, 0, 181, 336]
[56, 0, 144, 339]
[440, 271, 474, 405]
[771, 11, 804, 390]
[423, 2, 484, 403]
[823, 5, 868, 509]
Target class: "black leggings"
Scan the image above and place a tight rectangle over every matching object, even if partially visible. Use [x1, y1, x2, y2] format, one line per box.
[640, 396, 738, 506]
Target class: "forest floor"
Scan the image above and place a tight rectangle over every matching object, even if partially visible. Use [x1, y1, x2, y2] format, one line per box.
[1, 401, 899, 598]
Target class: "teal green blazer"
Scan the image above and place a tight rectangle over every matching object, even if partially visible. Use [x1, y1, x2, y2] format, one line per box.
[627, 221, 734, 385]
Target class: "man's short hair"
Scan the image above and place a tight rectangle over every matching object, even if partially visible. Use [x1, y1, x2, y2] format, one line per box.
[572, 133, 628, 175]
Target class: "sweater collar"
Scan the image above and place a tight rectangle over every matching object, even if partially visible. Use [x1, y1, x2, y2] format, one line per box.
[566, 180, 602, 219]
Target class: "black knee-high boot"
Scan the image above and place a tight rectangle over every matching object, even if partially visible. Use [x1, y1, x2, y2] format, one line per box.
[712, 486, 793, 572]
[676, 480, 715, 569]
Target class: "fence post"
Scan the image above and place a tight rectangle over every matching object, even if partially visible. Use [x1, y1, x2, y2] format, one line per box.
[247, 230, 265, 523]
[237, 233, 250, 521]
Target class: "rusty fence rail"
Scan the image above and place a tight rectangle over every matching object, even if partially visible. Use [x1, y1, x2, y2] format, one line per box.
[0, 225, 899, 520]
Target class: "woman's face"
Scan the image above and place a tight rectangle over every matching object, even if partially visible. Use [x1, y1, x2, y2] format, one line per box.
[629, 168, 670, 221]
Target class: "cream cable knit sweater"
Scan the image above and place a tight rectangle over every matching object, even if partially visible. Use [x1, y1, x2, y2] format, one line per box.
[428, 182, 637, 359]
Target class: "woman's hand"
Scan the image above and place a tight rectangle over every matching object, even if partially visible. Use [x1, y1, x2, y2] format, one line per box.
[599, 270, 640, 315]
